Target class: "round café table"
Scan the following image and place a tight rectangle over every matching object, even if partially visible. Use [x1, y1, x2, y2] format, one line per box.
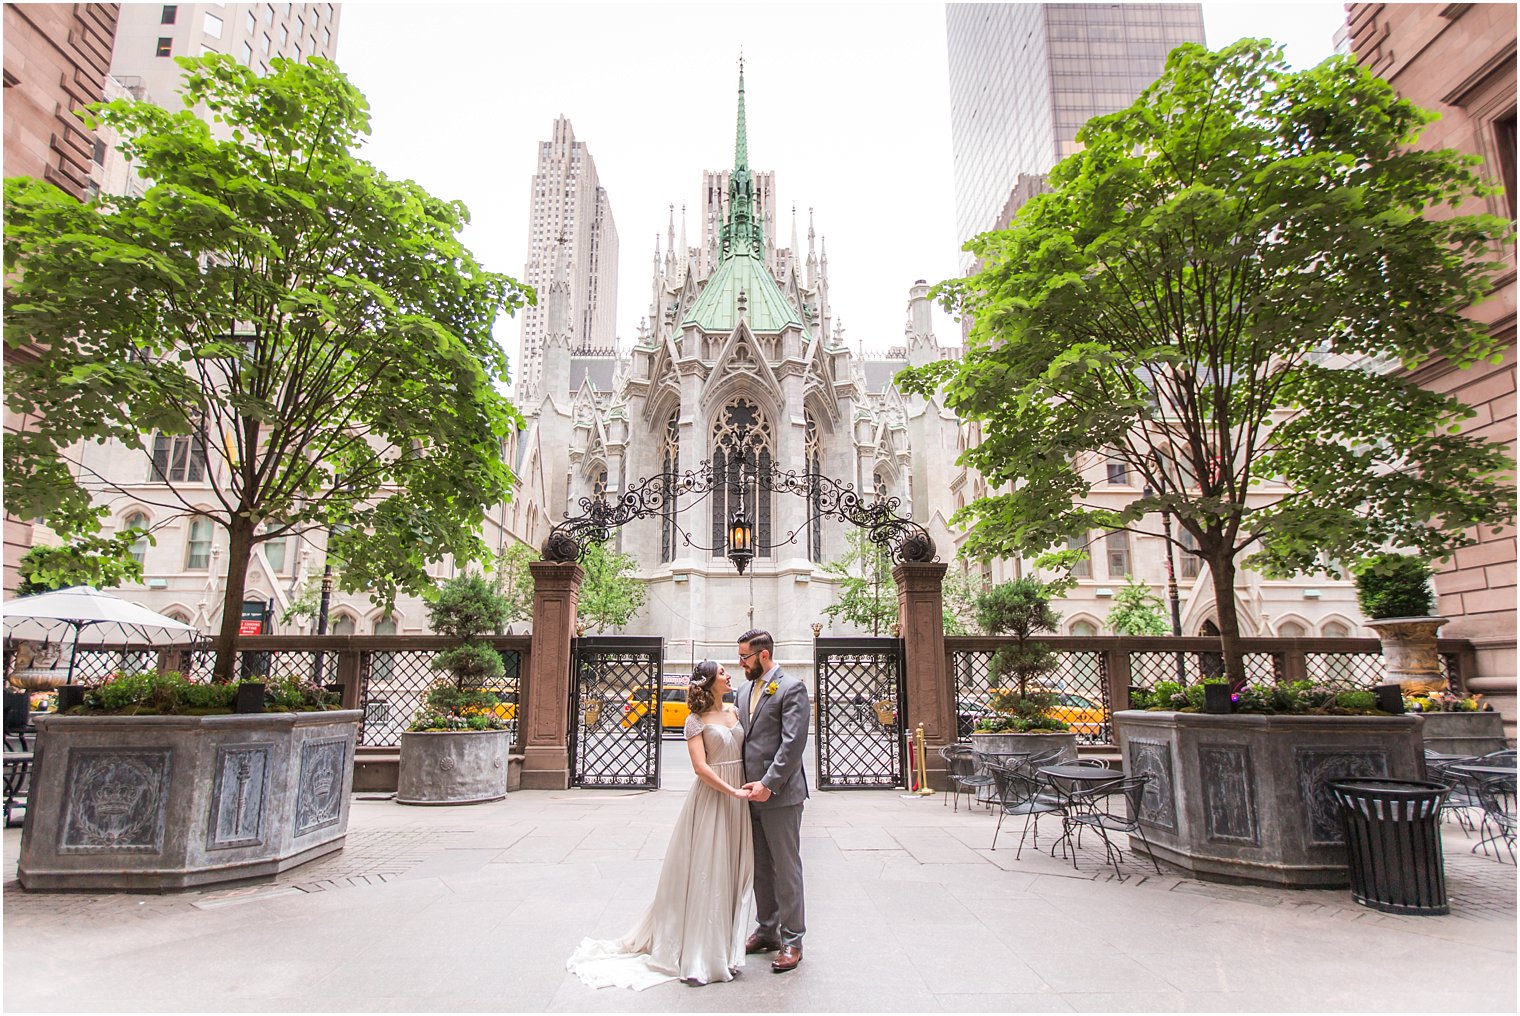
[1037, 765, 1125, 863]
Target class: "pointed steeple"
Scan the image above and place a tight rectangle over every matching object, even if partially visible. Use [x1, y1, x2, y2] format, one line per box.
[734, 55, 749, 173]
[719, 57, 763, 262]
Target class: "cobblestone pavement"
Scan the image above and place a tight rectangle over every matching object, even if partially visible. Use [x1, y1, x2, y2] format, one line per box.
[4, 746, 1515, 1013]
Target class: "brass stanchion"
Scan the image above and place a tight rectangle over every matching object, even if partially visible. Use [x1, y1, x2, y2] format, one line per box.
[914, 722, 934, 796]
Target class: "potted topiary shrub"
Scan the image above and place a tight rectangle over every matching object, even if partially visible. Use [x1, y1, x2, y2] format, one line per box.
[396, 574, 513, 806]
[1353, 552, 1446, 695]
[967, 578, 1077, 764]
[16, 670, 357, 891]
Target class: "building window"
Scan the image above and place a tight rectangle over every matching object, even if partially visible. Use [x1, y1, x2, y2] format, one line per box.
[156, 37, 173, 57]
[241, 41, 254, 65]
[1106, 531, 1131, 578]
[1068, 534, 1092, 578]
[710, 398, 773, 560]
[246, 10, 257, 33]
[185, 519, 213, 570]
[1278, 620, 1308, 638]
[265, 3, 275, 25]
[262, 34, 271, 53]
[1106, 458, 1128, 485]
[374, 616, 397, 636]
[161, 5, 177, 25]
[805, 412, 822, 562]
[279, 24, 288, 45]
[203, 12, 222, 37]
[1495, 112, 1517, 220]
[660, 414, 679, 563]
[1177, 528, 1200, 579]
[330, 614, 355, 636]
[150, 433, 207, 483]
[1070, 619, 1098, 637]
[124, 512, 150, 565]
[260, 524, 287, 573]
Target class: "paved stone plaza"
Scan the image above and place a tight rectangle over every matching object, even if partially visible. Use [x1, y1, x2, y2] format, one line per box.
[4, 743, 1515, 1013]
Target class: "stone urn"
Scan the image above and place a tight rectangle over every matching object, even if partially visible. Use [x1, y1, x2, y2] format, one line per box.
[1365, 616, 1447, 694]
[396, 729, 510, 805]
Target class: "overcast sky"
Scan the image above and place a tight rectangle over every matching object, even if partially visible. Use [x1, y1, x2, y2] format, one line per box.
[337, 1, 1347, 373]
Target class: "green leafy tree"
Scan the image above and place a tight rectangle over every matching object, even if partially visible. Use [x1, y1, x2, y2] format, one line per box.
[576, 542, 648, 633]
[1104, 577, 1170, 636]
[900, 40, 1514, 684]
[941, 561, 989, 636]
[4, 56, 532, 681]
[16, 529, 149, 595]
[490, 541, 539, 628]
[820, 529, 898, 635]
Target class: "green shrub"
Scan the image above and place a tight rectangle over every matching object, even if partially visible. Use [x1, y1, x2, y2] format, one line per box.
[1334, 690, 1378, 712]
[1353, 552, 1435, 619]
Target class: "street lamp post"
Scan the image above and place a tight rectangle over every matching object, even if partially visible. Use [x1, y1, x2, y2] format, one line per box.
[311, 557, 334, 684]
[1145, 485, 1187, 684]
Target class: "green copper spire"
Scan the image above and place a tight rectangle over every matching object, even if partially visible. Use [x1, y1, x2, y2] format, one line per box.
[684, 57, 804, 334]
[734, 57, 749, 172]
[720, 57, 763, 262]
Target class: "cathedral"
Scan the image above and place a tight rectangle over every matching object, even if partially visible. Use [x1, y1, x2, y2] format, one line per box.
[505, 67, 966, 671]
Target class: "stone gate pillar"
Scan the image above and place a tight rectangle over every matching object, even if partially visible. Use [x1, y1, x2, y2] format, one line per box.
[521, 560, 583, 790]
[895, 560, 953, 790]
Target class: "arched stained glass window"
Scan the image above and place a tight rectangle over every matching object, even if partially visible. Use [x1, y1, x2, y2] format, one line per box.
[661, 414, 679, 562]
[710, 398, 773, 560]
[805, 412, 822, 562]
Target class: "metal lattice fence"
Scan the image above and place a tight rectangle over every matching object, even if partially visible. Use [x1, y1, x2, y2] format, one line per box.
[814, 638, 907, 789]
[569, 637, 663, 789]
[950, 646, 1113, 745]
[358, 648, 521, 750]
[1128, 651, 1281, 689]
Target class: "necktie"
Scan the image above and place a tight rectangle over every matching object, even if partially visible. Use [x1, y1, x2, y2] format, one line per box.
[749, 678, 765, 718]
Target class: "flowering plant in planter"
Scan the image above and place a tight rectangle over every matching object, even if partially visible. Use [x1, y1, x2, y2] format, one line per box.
[78, 671, 339, 714]
[407, 573, 512, 733]
[1404, 689, 1487, 713]
[1131, 679, 1389, 716]
[974, 688, 1069, 733]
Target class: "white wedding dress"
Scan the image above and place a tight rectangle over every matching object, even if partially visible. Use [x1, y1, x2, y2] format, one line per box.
[566, 713, 756, 990]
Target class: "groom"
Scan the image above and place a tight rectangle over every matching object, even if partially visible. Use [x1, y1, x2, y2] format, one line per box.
[735, 628, 809, 973]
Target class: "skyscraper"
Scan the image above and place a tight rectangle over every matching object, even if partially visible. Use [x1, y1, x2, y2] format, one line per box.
[946, 2, 1205, 266]
[109, 3, 340, 100]
[518, 117, 619, 399]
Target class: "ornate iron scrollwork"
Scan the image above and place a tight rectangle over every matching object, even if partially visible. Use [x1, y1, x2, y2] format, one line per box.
[541, 462, 937, 565]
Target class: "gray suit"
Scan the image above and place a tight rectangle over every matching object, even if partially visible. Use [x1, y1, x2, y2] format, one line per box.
[737, 668, 809, 947]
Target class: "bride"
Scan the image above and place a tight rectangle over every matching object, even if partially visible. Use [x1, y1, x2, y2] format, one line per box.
[566, 660, 756, 989]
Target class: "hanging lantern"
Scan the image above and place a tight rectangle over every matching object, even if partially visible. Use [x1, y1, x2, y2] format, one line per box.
[727, 507, 754, 574]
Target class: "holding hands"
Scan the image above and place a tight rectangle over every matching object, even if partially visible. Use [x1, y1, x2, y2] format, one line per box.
[742, 781, 772, 803]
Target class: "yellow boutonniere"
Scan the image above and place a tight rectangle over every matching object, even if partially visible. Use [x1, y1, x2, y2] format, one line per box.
[765, 680, 779, 697]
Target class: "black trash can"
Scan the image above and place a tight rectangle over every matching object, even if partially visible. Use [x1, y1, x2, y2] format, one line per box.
[1330, 778, 1451, 916]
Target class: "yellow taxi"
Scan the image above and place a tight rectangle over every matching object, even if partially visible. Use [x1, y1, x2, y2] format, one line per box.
[620, 679, 734, 732]
[984, 687, 1107, 737]
[476, 688, 518, 723]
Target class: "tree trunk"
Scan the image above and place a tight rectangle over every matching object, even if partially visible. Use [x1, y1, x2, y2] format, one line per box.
[212, 516, 257, 683]
[1207, 551, 1247, 690]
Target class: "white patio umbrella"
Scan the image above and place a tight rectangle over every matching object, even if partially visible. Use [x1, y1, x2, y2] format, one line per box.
[3, 586, 201, 683]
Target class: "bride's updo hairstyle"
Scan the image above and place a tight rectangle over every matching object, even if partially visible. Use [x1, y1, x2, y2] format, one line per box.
[687, 660, 720, 715]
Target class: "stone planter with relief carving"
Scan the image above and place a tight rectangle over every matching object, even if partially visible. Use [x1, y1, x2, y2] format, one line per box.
[395, 729, 510, 805]
[17, 710, 360, 891]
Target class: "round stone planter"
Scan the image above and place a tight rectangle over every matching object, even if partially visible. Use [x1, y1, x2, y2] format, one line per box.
[17, 710, 361, 891]
[1365, 616, 1447, 694]
[396, 729, 510, 805]
[1113, 710, 1424, 887]
[967, 730, 1078, 762]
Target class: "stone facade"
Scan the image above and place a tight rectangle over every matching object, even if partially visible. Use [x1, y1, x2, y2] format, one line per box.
[2, 2, 121, 594]
[1347, 3, 1518, 724]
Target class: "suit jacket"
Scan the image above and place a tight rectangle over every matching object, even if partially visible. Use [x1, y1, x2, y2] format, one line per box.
[736, 667, 810, 810]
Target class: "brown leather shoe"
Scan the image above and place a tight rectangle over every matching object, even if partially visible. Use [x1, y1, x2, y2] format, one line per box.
[745, 932, 781, 955]
[771, 945, 802, 972]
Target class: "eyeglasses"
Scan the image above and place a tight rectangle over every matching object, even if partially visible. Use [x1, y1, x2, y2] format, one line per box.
[738, 650, 761, 663]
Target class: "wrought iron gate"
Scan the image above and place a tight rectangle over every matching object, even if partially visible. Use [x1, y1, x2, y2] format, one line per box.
[569, 636, 664, 789]
[813, 637, 907, 789]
